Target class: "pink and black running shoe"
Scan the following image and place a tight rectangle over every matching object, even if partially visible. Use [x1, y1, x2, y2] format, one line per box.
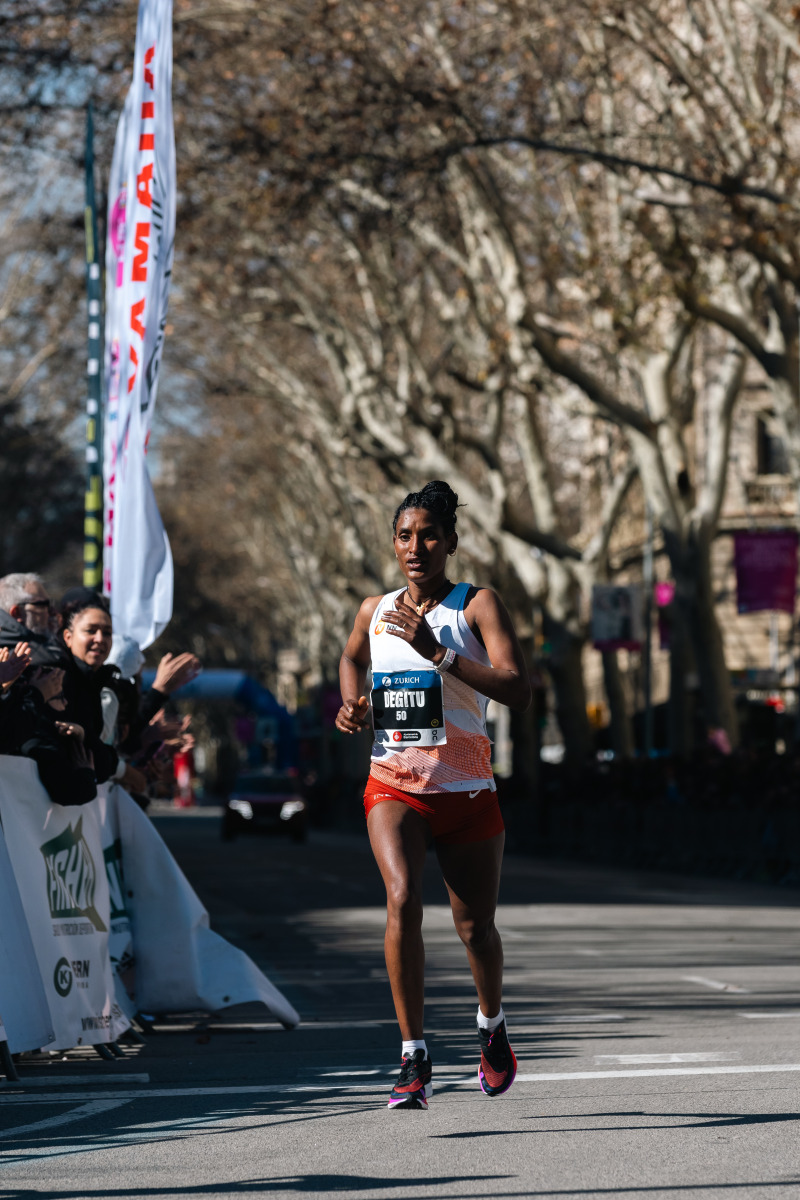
[478, 1019, 517, 1096]
[388, 1049, 432, 1110]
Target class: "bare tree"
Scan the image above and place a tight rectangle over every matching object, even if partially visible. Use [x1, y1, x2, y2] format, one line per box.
[214, 0, 751, 751]
[6, 0, 783, 761]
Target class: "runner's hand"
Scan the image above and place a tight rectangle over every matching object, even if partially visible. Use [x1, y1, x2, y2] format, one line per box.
[336, 695, 370, 734]
[381, 595, 440, 660]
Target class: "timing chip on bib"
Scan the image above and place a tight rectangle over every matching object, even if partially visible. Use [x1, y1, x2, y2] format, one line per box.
[371, 670, 448, 747]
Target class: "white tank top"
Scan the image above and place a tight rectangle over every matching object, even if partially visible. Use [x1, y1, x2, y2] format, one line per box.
[368, 581, 495, 794]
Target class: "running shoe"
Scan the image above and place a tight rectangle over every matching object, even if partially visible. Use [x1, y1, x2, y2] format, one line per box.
[387, 1049, 432, 1110]
[477, 1019, 517, 1096]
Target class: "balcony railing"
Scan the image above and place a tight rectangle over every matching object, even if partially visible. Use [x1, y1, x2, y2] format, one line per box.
[743, 476, 796, 509]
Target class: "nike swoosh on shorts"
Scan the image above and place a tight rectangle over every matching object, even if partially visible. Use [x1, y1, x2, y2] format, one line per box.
[469, 789, 480, 798]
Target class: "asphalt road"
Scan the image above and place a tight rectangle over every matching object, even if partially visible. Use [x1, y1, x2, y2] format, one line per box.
[3, 810, 800, 1199]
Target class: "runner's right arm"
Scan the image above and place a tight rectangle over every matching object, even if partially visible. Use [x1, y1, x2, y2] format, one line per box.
[336, 596, 380, 734]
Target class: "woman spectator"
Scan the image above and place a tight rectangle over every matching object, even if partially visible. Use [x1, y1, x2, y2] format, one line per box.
[58, 588, 147, 795]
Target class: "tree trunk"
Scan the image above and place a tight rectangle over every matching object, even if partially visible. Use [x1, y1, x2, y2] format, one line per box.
[509, 635, 545, 851]
[665, 524, 739, 750]
[510, 636, 540, 795]
[542, 615, 592, 770]
[540, 560, 592, 770]
[666, 597, 692, 758]
[601, 650, 634, 759]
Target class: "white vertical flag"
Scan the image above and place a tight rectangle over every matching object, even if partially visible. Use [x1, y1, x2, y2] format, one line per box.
[104, 0, 175, 648]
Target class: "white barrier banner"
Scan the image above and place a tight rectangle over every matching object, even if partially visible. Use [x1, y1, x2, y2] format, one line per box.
[0, 760, 298, 1054]
[0, 759, 129, 1050]
[96, 785, 137, 1019]
[105, 784, 299, 1027]
[0, 810, 54, 1054]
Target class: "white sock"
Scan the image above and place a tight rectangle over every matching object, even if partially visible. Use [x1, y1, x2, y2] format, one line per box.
[477, 1004, 505, 1032]
[402, 1039, 428, 1059]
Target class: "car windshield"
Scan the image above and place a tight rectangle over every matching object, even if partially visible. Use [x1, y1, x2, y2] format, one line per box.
[232, 776, 297, 796]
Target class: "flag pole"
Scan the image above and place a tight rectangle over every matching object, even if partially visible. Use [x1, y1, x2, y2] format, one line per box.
[83, 102, 104, 589]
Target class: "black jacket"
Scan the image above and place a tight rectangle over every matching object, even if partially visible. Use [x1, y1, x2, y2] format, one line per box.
[60, 655, 120, 784]
[0, 683, 97, 805]
[0, 608, 69, 668]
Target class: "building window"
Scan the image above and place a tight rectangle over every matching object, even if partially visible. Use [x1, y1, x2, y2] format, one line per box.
[756, 413, 789, 477]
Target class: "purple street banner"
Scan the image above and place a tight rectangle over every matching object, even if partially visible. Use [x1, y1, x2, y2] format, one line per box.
[734, 531, 798, 615]
[103, 0, 175, 648]
[591, 584, 645, 651]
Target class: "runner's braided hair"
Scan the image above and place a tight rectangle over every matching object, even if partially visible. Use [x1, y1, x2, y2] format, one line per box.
[393, 480, 463, 536]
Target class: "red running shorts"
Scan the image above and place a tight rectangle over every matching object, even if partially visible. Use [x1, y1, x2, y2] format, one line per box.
[363, 774, 504, 845]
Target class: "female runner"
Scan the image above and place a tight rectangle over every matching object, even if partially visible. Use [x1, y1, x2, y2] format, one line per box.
[336, 480, 532, 1109]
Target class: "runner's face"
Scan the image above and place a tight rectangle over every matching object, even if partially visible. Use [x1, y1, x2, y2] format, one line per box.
[393, 508, 456, 584]
[63, 607, 113, 670]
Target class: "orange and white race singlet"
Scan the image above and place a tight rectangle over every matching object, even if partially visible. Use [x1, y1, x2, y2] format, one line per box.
[368, 582, 495, 794]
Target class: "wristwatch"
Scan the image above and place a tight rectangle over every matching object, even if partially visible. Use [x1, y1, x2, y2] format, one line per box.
[434, 647, 457, 674]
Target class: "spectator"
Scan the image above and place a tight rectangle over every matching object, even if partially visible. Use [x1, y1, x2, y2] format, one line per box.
[0, 643, 96, 805]
[0, 573, 67, 668]
[104, 633, 200, 757]
[58, 588, 147, 795]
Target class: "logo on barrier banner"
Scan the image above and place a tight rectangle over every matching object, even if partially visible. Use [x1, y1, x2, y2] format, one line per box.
[54, 957, 73, 997]
[103, 837, 129, 922]
[40, 817, 107, 933]
[53, 955, 92, 997]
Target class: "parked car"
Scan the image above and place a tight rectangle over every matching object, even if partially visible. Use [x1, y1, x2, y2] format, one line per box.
[221, 771, 308, 842]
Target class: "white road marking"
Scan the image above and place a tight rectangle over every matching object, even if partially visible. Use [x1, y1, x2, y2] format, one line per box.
[517, 1014, 625, 1025]
[8, 1061, 800, 1103]
[574, 949, 602, 957]
[739, 1011, 800, 1019]
[318, 1070, 382, 1077]
[515, 1064, 800, 1082]
[1, 1099, 132, 1138]
[595, 1053, 735, 1065]
[682, 974, 750, 993]
[148, 1021, 385, 1033]
[0, 1073, 149, 1089]
[259, 1020, 385, 1030]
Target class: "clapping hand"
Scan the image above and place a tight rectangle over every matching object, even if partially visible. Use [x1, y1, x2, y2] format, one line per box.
[0, 642, 32, 689]
[152, 652, 201, 695]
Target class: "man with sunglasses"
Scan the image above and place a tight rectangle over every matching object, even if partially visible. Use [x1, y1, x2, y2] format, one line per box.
[0, 573, 67, 668]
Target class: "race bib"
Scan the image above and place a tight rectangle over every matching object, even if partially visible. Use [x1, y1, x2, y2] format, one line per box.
[371, 670, 447, 747]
